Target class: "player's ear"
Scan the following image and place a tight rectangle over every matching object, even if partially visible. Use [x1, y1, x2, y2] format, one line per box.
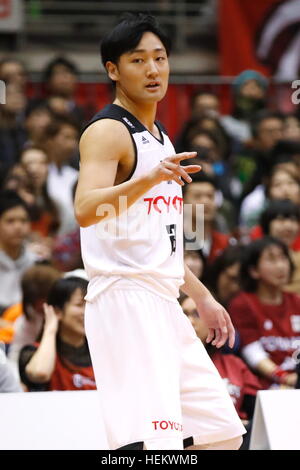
[106, 61, 119, 82]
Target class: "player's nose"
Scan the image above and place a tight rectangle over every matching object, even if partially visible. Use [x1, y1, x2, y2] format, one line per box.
[146, 59, 159, 78]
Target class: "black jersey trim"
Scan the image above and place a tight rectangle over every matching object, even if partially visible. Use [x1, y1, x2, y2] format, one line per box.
[80, 104, 138, 184]
[122, 132, 138, 183]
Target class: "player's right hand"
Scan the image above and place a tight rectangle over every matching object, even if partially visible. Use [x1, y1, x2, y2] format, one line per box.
[148, 152, 201, 186]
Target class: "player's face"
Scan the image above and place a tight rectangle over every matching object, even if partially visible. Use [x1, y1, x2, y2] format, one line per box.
[107, 32, 169, 103]
[252, 244, 291, 289]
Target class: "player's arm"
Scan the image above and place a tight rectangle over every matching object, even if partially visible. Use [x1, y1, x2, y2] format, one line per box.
[181, 263, 235, 348]
[74, 119, 199, 227]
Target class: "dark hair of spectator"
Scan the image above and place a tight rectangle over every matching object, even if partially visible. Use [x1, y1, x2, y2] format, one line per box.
[22, 265, 61, 321]
[47, 277, 88, 311]
[240, 236, 294, 292]
[182, 170, 218, 198]
[100, 12, 171, 68]
[251, 110, 284, 138]
[42, 115, 80, 140]
[43, 56, 79, 83]
[24, 100, 53, 119]
[260, 199, 300, 235]
[206, 245, 243, 293]
[0, 190, 29, 218]
[271, 139, 300, 166]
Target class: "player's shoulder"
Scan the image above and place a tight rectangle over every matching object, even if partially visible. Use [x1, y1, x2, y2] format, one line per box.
[80, 116, 130, 143]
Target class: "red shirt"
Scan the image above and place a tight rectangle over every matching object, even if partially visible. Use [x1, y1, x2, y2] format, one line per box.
[49, 355, 96, 391]
[208, 231, 230, 263]
[212, 352, 261, 420]
[229, 291, 300, 388]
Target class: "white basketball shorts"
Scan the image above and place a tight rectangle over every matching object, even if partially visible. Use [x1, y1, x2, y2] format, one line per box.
[84, 280, 245, 450]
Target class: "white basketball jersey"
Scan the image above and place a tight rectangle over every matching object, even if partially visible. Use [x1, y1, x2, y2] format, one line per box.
[80, 104, 184, 302]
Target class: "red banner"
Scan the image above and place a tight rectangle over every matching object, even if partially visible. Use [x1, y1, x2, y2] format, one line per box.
[0, 0, 11, 18]
[219, 0, 300, 79]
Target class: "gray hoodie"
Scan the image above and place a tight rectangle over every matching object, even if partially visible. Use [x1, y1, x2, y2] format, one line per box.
[0, 245, 36, 310]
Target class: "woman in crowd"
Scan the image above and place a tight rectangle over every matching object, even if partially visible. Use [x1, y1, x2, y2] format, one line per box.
[259, 199, 300, 293]
[205, 245, 243, 308]
[240, 162, 300, 232]
[228, 236, 300, 390]
[20, 146, 60, 238]
[19, 276, 96, 392]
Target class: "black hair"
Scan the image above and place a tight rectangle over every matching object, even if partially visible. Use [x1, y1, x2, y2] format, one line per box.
[182, 170, 218, 199]
[271, 139, 300, 166]
[0, 190, 29, 218]
[206, 245, 243, 293]
[100, 12, 171, 68]
[43, 56, 78, 83]
[260, 199, 300, 235]
[251, 110, 284, 138]
[47, 276, 88, 311]
[43, 114, 80, 139]
[24, 99, 53, 119]
[240, 236, 294, 292]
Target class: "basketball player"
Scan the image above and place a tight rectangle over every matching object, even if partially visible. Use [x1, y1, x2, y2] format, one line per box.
[75, 13, 245, 450]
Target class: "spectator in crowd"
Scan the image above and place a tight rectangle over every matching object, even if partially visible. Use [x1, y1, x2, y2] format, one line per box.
[0, 346, 22, 392]
[0, 190, 36, 312]
[23, 101, 54, 149]
[0, 82, 28, 179]
[234, 110, 284, 202]
[190, 90, 220, 119]
[51, 181, 82, 272]
[206, 245, 243, 308]
[183, 172, 230, 263]
[41, 56, 85, 128]
[181, 296, 261, 450]
[20, 146, 60, 238]
[41, 116, 79, 235]
[241, 162, 300, 233]
[259, 200, 300, 293]
[228, 237, 300, 390]
[0, 58, 28, 91]
[283, 114, 300, 142]
[7, 264, 61, 374]
[221, 70, 269, 144]
[176, 108, 230, 159]
[175, 91, 221, 151]
[185, 128, 236, 221]
[19, 276, 96, 392]
[184, 249, 206, 281]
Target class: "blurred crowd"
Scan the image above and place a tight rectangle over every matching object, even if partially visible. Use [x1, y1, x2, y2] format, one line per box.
[1, 56, 300, 449]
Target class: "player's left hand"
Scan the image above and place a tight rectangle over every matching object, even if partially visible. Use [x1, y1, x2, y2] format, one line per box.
[196, 296, 235, 349]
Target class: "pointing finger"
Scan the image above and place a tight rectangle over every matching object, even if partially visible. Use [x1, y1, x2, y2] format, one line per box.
[170, 152, 197, 163]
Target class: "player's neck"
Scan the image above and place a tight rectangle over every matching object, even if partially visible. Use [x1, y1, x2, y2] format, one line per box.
[114, 95, 157, 134]
[256, 283, 283, 305]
